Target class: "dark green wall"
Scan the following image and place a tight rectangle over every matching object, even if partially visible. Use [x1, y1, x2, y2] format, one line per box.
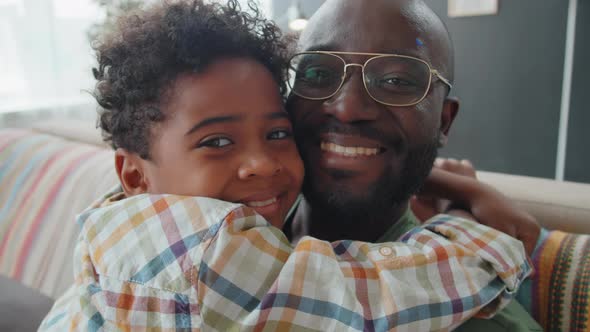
[423, 0, 568, 178]
[273, 0, 587, 182]
[566, 1, 590, 183]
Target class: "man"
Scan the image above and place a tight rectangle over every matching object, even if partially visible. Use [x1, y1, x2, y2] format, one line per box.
[285, 0, 546, 330]
[286, 0, 540, 246]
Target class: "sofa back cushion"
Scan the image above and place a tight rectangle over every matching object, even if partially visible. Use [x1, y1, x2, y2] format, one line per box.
[0, 129, 117, 298]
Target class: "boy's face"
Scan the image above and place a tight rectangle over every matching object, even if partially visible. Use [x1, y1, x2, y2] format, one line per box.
[125, 58, 303, 228]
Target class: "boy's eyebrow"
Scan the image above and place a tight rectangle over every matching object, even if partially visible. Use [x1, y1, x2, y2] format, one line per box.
[185, 115, 244, 135]
[185, 112, 288, 135]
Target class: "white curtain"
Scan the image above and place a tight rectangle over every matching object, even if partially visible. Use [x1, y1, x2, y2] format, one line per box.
[0, 0, 272, 117]
[0, 0, 104, 114]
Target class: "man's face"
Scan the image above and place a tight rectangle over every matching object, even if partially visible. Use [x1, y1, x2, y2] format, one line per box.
[287, 0, 457, 219]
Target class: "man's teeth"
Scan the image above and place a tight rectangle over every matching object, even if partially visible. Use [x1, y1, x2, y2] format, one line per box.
[246, 197, 278, 207]
[321, 142, 380, 157]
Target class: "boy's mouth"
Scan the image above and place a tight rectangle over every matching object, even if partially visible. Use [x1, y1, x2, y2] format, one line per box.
[239, 191, 287, 226]
[245, 197, 278, 207]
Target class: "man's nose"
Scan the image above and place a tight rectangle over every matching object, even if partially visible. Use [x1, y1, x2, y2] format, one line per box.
[237, 148, 283, 179]
[322, 66, 379, 123]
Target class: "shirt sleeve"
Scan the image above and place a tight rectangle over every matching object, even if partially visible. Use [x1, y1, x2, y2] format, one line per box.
[199, 209, 532, 331]
[39, 194, 531, 331]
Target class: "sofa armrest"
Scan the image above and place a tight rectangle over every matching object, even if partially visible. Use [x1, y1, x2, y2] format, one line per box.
[31, 120, 105, 147]
[0, 129, 118, 299]
[478, 171, 590, 234]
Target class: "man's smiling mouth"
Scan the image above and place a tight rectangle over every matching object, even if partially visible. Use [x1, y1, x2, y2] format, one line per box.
[320, 141, 382, 157]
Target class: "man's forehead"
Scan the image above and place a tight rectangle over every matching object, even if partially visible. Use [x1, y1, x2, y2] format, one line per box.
[298, 0, 449, 68]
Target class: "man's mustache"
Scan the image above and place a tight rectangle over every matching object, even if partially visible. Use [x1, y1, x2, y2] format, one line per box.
[296, 119, 402, 149]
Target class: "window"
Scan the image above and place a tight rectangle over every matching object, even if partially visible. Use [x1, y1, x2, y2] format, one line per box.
[0, 0, 104, 113]
[0, 0, 271, 114]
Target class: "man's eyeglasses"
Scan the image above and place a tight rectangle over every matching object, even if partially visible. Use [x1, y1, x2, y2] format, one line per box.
[287, 51, 453, 107]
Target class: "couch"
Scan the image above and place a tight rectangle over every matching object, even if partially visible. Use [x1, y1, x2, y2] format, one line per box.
[1, 121, 589, 330]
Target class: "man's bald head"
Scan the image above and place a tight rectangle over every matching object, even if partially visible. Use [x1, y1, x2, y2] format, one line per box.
[299, 0, 454, 83]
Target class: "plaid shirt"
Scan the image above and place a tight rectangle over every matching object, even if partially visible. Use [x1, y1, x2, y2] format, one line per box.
[40, 192, 531, 331]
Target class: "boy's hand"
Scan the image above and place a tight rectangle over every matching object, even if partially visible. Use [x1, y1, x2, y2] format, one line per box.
[467, 183, 540, 256]
[412, 158, 541, 256]
[411, 158, 476, 221]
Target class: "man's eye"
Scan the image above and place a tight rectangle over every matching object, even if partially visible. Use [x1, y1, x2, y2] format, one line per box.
[267, 129, 292, 140]
[375, 74, 420, 94]
[382, 76, 415, 87]
[198, 137, 233, 148]
[297, 66, 335, 85]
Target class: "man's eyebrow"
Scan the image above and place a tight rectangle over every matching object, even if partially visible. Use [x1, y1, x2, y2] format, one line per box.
[303, 44, 425, 59]
[387, 48, 425, 58]
[185, 115, 243, 135]
[302, 43, 338, 52]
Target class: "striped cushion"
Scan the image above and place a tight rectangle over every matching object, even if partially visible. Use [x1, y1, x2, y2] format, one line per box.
[0, 129, 117, 298]
[529, 230, 590, 331]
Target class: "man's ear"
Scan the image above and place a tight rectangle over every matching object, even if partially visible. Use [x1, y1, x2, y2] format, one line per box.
[438, 96, 460, 147]
[114, 149, 149, 196]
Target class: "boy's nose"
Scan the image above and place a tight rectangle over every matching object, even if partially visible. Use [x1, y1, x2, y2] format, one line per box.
[238, 151, 283, 179]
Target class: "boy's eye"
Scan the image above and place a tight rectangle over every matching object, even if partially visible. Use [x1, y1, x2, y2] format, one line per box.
[198, 136, 233, 148]
[267, 129, 292, 140]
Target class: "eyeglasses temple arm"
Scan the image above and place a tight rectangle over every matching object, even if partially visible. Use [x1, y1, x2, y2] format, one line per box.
[432, 70, 453, 91]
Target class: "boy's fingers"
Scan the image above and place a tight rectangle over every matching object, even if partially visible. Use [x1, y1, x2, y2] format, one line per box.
[434, 158, 477, 178]
[460, 159, 473, 167]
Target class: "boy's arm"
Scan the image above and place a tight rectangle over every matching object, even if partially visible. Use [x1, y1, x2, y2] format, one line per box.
[55, 194, 529, 331]
[415, 160, 590, 331]
[413, 160, 541, 255]
[199, 207, 531, 331]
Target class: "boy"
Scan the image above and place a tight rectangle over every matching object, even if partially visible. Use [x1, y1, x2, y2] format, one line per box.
[40, 1, 530, 330]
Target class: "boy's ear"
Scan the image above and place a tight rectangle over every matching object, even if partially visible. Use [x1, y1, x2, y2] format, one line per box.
[438, 96, 460, 147]
[114, 148, 149, 196]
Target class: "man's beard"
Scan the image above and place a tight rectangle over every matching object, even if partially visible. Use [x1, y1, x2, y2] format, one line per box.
[301, 138, 439, 228]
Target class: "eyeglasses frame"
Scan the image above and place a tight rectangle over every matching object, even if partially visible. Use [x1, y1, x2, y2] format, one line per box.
[288, 51, 453, 107]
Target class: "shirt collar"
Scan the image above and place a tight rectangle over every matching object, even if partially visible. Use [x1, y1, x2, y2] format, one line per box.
[376, 207, 420, 243]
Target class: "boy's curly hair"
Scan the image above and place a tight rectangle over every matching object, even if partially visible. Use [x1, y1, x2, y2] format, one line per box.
[93, 0, 289, 159]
